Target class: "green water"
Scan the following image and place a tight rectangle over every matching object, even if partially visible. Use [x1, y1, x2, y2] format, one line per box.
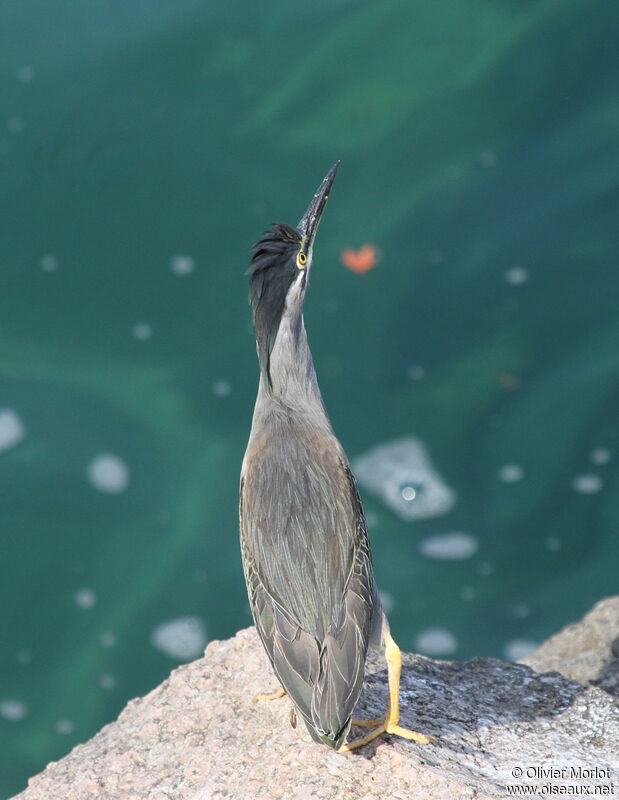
[1, 1, 618, 795]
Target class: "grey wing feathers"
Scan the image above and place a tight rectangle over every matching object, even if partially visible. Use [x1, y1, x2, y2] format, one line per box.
[240, 444, 377, 748]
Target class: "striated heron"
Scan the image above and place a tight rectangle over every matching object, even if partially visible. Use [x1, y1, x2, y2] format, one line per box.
[239, 162, 434, 752]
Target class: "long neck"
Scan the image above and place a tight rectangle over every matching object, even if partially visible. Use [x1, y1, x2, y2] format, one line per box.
[257, 310, 328, 416]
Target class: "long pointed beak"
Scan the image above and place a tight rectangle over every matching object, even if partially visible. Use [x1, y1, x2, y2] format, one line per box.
[296, 161, 340, 249]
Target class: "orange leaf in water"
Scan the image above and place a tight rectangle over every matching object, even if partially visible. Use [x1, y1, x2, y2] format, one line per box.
[340, 244, 378, 273]
[498, 373, 521, 390]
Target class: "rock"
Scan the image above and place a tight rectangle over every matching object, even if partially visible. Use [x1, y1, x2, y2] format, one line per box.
[523, 596, 619, 696]
[14, 605, 619, 800]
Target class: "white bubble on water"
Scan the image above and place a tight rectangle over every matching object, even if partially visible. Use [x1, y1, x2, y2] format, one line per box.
[571, 474, 603, 495]
[98, 674, 116, 690]
[379, 591, 394, 614]
[7, 117, 24, 134]
[364, 511, 379, 529]
[477, 561, 494, 577]
[419, 532, 478, 561]
[17, 649, 32, 665]
[74, 588, 97, 609]
[545, 536, 561, 552]
[505, 266, 528, 286]
[459, 586, 476, 601]
[170, 254, 195, 276]
[132, 322, 152, 341]
[401, 485, 416, 501]
[323, 299, 338, 315]
[414, 628, 458, 657]
[55, 719, 75, 735]
[479, 150, 497, 168]
[353, 437, 455, 521]
[40, 254, 58, 272]
[0, 409, 26, 453]
[407, 364, 425, 381]
[0, 699, 28, 721]
[87, 454, 130, 494]
[498, 464, 524, 483]
[589, 447, 611, 465]
[212, 379, 231, 398]
[100, 631, 117, 648]
[504, 639, 539, 662]
[151, 616, 207, 661]
[17, 66, 35, 83]
[193, 568, 207, 584]
[513, 602, 531, 619]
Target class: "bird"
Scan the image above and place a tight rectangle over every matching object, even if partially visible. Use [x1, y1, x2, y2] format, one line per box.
[239, 162, 434, 752]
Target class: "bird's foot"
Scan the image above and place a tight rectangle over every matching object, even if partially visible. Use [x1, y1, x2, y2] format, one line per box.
[252, 686, 286, 704]
[340, 717, 437, 752]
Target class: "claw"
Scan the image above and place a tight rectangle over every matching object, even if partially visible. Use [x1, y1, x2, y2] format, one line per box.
[253, 687, 286, 704]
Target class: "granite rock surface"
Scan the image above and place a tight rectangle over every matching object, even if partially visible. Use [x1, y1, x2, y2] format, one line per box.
[15, 600, 619, 800]
[524, 596, 619, 696]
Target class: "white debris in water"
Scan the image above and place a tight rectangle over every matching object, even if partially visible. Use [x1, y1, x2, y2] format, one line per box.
[407, 364, 425, 381]
[132, 322, 152, 341]
[379, 591, 394, 614]
[99, 674, 116, 690]
[323, 299, 338, 315]
[414, 628, 458, 657]
[212, 379, 231, 398]
[504, 639, 539, 662]
[170, 254, 195, 276]
[513, 602, 531, 619]
[40, 254, 58, 272]
[505, 266, 528, 286]
[87, 454, 130, 494]
[498, 463, 524, 483]
[100, 631, 117, 648]
[364, 510, 379, 529]
[545, 536, 561, 552]
[419, 532, 478, 561]
[192, 568, 207, 584]
[460, 586, 476, 601]
[7, 116, 24, 134]
[55, 719, 75, 735]
[17, 649, 32, 665]
[74, 588, 97, 609]
[352, 437, 455, 521]
[0, 699, 28, 721]
[479, 150, 497, 168]
[17, 66, 35, 83]
[477, 561, 494, 577]
[590, 447, 611, 465]
[156, 511, 171, 528]
[0, 409, 26, 453]
[151, 616, 207, 661]
[401, 486, 416, 501]
[571, 474, 603, 495]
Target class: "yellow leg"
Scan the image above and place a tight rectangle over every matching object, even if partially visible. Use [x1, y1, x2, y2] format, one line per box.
[340, 631, 437, 752]
[253, 686, 285, 703]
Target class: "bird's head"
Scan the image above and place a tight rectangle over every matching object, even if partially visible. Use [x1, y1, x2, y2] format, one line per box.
[247, 161, 339, 383]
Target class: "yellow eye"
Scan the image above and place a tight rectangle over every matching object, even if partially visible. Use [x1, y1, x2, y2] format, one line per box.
[297, 251, 307, 269]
